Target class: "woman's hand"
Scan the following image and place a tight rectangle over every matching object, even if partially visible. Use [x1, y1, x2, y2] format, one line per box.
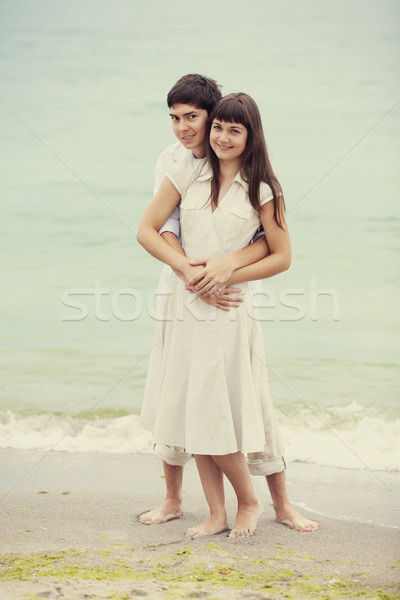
[173, 257, 243, 311]
[172, 259, 205, 285]
[185, 256, 238, 296]
[199, 288, 243, 311]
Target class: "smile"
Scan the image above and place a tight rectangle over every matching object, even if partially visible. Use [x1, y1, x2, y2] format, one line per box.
[182, 134, 195, 141]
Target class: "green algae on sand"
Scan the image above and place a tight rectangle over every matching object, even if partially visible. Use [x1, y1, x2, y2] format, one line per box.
[0, 545, 399, 600]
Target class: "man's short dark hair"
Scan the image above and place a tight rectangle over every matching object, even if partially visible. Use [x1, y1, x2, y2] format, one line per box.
[167, 74, 222, 115]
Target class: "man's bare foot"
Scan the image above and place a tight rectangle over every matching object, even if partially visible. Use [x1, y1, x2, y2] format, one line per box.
[229, 500, 264, 538]
[274, 504, 319, 532]
[139, 500, 183, 525]
[186, 514, 229, 539]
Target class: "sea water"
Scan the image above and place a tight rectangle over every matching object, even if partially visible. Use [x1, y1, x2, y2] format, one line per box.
[0, 0, 399, 482]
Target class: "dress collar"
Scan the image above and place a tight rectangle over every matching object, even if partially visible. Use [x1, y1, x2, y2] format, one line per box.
[197, 161, 248, 190]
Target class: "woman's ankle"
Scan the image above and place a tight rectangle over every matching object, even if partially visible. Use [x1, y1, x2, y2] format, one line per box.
[209, 508, 227, 521]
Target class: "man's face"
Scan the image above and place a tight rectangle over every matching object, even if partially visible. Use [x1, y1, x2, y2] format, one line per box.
[169, 103, 209, 158]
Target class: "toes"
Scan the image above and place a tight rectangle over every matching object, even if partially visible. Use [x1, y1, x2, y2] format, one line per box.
[277, 514, 319, 532]
[186, 527, 202, 538]
[139, 512, 149, 520]
[229, 528, 253, 538]
[297, 519, 319, 532]
[138, 515, 151, 524]
[140, 517, 156, 525]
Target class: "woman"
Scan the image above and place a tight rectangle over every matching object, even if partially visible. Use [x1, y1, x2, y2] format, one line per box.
[137, 93, 291, 538]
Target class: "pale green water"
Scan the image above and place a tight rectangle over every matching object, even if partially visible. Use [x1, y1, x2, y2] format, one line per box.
[0, 0, 399, 469]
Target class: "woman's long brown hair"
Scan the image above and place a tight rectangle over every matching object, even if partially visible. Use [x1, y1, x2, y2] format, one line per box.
[205, 93, 286, 229]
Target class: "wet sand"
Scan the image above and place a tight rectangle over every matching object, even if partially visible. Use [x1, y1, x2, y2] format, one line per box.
[0, 449, 399, 599]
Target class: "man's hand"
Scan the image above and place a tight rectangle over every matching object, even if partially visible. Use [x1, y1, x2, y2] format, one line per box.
[172, 258, 243, 311]
[199, 288, 243, 312]
[185, 256, 238, 296]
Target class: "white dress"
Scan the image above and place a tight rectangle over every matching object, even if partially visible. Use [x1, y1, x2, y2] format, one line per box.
[140, 158, 283, 456]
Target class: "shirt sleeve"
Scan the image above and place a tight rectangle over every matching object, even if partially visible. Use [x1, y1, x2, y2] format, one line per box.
[154, 150, 181, 238]
[153, 150, 173, 195]
[250, 182, 273, 242]
[259, 182, 274, 206]
[166, 160, 195, 195]
[159, 207, 181, 237]
[251, 226, 265, 243]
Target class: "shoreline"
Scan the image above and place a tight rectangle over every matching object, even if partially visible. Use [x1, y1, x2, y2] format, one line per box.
[1, 447, 399, 528]
[1, 449, 399, 599]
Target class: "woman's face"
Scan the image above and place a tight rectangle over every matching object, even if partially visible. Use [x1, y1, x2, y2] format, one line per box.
[209, 119, 248, 163]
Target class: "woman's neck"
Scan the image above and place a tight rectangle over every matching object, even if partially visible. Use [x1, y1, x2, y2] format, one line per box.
[218, 158, 242, 181]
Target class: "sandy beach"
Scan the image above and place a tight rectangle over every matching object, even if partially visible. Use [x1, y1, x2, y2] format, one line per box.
[0, 449, 399, 599]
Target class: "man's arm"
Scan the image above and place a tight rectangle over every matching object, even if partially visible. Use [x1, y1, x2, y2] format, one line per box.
[160, 231, 185, 255]
[251, 226, 265, 243]
[186, 236, 270, 295]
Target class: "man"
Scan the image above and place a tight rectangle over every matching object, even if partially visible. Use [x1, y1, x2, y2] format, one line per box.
[139, 74, 318, 532]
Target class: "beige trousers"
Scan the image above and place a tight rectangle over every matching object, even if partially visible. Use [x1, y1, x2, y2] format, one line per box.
[154, 443, 286, 476]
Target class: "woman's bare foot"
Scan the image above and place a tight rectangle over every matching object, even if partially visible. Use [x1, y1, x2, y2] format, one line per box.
[274, 503, 319, 532]
[186, 514, 229, 539]
[229, 500, 264, 538]
[139, 500, 183, 525]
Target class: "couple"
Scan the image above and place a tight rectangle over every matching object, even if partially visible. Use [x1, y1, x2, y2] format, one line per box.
[137, 74, 318, 537]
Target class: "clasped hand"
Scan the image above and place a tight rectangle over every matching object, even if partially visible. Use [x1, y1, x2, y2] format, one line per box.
[185, 256, 236, 296]
[173, 256, 243, 311]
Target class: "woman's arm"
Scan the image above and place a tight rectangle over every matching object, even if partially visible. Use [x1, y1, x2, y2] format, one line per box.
[185, 236, 270, 295]
[137, 177, 190, 278]
[138, 176, 246, 311]
[160, 231, 186, 256]
[137, 177, 215, 284]
[228, 201, 292, 284]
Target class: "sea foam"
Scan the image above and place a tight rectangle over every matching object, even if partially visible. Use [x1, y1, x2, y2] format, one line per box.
[0, 404, 399, 472]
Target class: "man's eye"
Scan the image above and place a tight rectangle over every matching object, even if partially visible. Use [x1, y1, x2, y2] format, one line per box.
[188, 114, 197, 119]
[171, 116, 178, 121]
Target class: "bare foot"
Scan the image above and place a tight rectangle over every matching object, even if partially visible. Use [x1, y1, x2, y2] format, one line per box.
[274, 504, 319, 532]
[186, 514, 229, 539]
[139, 500, 183, 525]
[229, 500, 264, 538]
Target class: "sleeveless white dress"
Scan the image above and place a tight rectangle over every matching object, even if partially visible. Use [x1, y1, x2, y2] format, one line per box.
[140, 158, 283, 457]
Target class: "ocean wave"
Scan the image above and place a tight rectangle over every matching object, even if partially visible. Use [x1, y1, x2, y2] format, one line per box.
[0, 404, 399, 471]
[277, 401, 400, 471]
[0, 411, 152, 454]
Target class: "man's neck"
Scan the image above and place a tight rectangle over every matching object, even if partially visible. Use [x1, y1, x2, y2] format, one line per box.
[192, 146, 206, 159]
